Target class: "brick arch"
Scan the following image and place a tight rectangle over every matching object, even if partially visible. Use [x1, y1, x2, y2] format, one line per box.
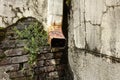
[0, 17, 71, 80]
[6, 17, 45, 30]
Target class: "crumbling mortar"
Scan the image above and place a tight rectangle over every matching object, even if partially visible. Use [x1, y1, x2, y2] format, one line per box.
[9, 5, 20, 23]
[9, 5, 18, 17]
[31, 0, 43, 18]
[15, 7, 24, 17]
[0, 15, 8, 26]
[1, 16, 9, 26]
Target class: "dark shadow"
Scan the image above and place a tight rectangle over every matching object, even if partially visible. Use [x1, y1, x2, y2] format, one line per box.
[56, 0, 74, 80]
[51, 38, 66, 48]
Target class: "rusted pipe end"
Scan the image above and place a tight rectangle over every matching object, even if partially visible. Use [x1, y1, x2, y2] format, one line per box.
[48, 25, 66, 48]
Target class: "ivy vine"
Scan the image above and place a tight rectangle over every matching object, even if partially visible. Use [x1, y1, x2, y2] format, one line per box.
[14, 22, 48, 66]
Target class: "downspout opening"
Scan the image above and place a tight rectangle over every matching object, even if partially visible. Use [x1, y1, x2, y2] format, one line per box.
[51, 38, 66, 48]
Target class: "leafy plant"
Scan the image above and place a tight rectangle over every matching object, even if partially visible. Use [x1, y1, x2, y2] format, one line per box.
[14, 22, 48, 66]
[66, 0, 71, 6]
[0, 27, 4, 29]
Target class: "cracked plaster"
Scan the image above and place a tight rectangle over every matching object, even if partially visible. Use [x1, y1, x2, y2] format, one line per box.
[70, 0, 120, 58]
[69, 0, 120, 80]
[0, 0, 47, 28]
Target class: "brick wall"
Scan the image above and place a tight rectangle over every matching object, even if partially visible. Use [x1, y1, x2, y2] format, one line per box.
[0, 18, 72, 80]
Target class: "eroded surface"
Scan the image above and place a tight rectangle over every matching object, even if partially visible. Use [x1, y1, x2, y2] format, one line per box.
[0, 0, 47, 28]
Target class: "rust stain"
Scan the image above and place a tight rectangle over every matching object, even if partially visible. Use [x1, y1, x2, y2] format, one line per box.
[48, 26, 65, 43]
[48, 22, 65, 47]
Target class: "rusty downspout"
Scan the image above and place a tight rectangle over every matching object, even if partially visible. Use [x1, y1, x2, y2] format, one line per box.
[47, 0, 65, 48]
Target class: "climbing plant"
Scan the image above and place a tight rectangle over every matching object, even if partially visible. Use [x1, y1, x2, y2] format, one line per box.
[14, 22, 48, 66]
[66, 0, 71, 6]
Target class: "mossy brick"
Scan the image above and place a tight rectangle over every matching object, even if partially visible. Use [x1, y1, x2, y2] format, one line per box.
[48, 71, 59, 78]
[36, 60, 44, 67]
[3, 64, 20, 72]
[34, 67, 47, 74]
[0, 64, 19, 79]
[43, 46, 51, 50]
[9, 64, 20, 71]
[54, 59, 60, 65]
[54, 52, 63, 59]
[4, 48, 27, 57]
[46, 66, 56, 72]
[1, 40, 16, 49]
[8, 70, 32, 78]
[35, 73, 49, 80]
[16, 40, 26, 47]
[44, 59, 56, 66]
[6, 31, 18, 40]
[23, 62, 30, 70]
[37, 54, 46, 60]
[0, 57, 11, 66]
[45, 53, 54, 59]
[11, 77, 32, 80]
[11, 55, 28, 63]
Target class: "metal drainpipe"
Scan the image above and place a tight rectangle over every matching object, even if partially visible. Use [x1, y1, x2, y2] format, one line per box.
[47, 0, 65, 48]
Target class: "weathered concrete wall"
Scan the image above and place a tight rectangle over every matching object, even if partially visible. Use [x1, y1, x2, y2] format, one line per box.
[0, 0, 47, 28]
[68, 0, 120, 80]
